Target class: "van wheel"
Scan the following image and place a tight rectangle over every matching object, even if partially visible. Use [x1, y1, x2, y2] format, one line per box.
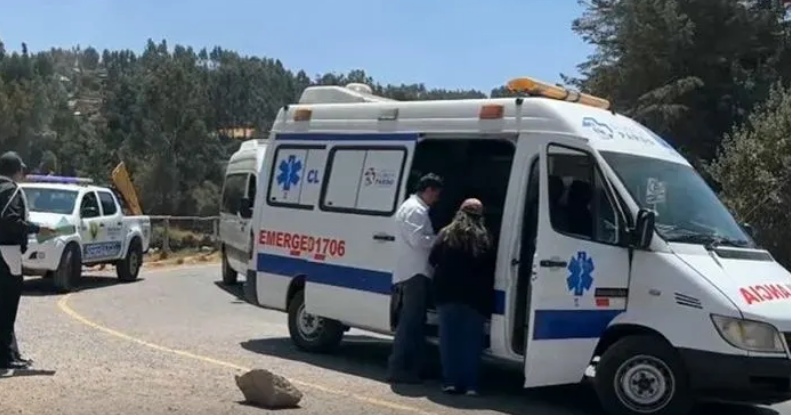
[594, 335, 693, 415]
[287, 290, 344, 353]
[221, 249, 238, 285]
[117, 238, 142, 282]
[53, 243, 81, 293]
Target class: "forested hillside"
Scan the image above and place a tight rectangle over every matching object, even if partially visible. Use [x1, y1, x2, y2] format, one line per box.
[3, 0, 791, 263]
[0, 39, 485, 217]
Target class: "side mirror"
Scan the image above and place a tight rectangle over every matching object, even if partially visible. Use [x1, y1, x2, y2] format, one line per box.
[239, 198, 253, 219]
[633, 208, 656, 249]
[742, 223, 754, 238]
[81, 206, 99, 218]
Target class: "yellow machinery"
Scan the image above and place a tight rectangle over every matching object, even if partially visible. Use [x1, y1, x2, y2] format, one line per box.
[111, 161, 143, 215]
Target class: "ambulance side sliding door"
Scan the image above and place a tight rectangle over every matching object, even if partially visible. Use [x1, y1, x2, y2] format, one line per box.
[304, 134, 417, 332]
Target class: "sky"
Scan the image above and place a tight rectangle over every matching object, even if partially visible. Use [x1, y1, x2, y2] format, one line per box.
[0, 0, 592, 93]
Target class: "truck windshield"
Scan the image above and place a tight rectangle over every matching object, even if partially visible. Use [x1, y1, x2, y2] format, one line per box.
[24, 188, 78, 215]
[600, 151, 754, 248]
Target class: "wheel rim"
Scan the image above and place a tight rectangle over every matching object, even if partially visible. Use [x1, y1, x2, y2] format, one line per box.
[296, 302, 324, 341]
[613, 355, 675, 413]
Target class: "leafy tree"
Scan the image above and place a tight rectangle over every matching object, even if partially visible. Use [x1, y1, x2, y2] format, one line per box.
[571, 0, 791, 163]
[708, 83, 791, 266]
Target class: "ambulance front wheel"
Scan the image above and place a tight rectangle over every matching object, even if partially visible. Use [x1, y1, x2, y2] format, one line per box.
[287, 290, 344, 353]
[595, 335, 694, 415]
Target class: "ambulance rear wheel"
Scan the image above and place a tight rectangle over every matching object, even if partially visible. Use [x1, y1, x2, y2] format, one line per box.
[288, 290, 344, 353]
[595, 335, 693, 415]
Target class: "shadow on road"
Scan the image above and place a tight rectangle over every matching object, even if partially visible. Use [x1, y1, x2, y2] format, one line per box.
[22, 273, 143, 296]
[241, 336, 780, 415]
[213, 281, 250, 305]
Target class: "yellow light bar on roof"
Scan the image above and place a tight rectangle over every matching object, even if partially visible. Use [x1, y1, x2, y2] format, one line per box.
[507, 77, 611, 110]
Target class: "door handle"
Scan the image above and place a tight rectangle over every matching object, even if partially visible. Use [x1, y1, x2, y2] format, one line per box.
[99, 223, 105, 227]
[539, 259, 567, 268]
[511, 258, 520, 266]
[372, 233, 395, 242]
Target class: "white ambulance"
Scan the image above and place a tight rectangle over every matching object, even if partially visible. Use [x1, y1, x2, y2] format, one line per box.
[249, 78, 791, 415]
[219, 138, 267, 284]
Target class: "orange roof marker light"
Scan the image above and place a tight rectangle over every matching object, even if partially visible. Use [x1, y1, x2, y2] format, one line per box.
[507, 77, 611, 110]
[293, 108, 313, 122]
[479, 104, 505, 119]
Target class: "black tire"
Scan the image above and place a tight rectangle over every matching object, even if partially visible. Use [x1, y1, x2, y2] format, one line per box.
[53, 243, 81, 293]
[594, 335, 693, 415]
[221, 248, 238, 285]
[287, 290, 344, 353]
[117, 238, 142, 282]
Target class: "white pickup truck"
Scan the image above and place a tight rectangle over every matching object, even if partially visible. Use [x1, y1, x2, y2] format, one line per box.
[20, 176, 151, 292]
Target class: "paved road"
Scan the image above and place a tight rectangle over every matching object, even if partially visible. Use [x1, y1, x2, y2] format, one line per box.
[0, 265, 786, 415]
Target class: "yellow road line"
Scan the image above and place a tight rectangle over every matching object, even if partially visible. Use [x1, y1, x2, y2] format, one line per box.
[56, 293, 438, 415]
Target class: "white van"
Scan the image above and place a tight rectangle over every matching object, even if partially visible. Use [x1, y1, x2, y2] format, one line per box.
[219, 138, 266, 284]
[249, 78, 791, 415]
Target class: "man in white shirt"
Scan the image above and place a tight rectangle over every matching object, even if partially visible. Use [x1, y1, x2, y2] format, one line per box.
[387, 173, 443, 384]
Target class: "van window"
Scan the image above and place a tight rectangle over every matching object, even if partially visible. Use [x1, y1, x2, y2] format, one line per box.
[547, 145, 619, 244]
[98, 191, 118, 216]
[267, 145, 327, 209]
[320, 146, 406, 216]
[221, 173, 247, 214]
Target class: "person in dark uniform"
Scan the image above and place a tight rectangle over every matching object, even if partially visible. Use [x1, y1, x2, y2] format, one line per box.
[0, 151, 54, 370]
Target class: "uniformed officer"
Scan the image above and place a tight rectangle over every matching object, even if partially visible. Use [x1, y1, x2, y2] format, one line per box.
[0, 151, 54, 370]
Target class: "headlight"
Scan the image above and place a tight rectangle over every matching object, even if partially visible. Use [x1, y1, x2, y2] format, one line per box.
[711, 314, 785, 353]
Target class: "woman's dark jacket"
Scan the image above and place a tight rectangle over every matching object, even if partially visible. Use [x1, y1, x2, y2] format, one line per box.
[429, 234, 496, 316]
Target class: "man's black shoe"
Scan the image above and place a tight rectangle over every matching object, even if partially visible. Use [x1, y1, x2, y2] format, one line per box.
[14, 357, 33, 366]
[1, 360, 31, 370]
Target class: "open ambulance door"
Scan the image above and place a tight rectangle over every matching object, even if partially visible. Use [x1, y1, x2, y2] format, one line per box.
[303, 133, 418, 333]
[523, 139, 630, 388]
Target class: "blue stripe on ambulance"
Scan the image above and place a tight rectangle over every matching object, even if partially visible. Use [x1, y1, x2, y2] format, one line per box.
[257, 253, 621, 340]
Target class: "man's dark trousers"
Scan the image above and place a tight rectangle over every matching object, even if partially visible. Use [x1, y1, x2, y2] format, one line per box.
[0, 258, 23, 366]
[387, 274, 429, 382]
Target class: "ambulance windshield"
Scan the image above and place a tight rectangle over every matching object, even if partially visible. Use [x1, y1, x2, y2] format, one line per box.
[600, 151, 754, 248]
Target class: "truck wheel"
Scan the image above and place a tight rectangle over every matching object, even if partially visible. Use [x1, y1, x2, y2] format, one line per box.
[594, 335, 693, 415]
[117, 238, 142, 282]
[221, 248, 238, 285]
[53, 243, 81, 293]
[287, 290, 344, 353]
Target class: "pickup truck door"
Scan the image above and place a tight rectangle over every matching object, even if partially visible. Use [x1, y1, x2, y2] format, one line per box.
[79, 191, 112, 262]
[97, 190, 125, 259]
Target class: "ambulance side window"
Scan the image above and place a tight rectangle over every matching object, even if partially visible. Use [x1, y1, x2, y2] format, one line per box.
[320, 146, 407, 216]
[221, 174, 247, 215]
[547, 145, 619, 244]
[266, 144, 327, 210]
